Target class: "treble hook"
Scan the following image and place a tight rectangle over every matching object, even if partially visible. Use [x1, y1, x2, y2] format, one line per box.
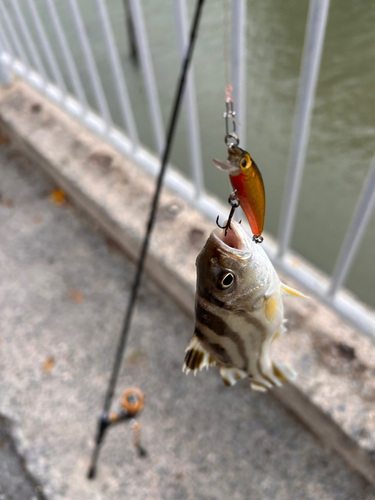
[216, 190, 240, 236]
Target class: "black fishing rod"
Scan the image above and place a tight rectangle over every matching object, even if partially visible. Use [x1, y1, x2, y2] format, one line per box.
[88, 0, 206, 479]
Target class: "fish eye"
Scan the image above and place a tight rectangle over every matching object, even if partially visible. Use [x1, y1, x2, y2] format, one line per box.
[241, 158, 247, 168]
[219, 272, 235, 289]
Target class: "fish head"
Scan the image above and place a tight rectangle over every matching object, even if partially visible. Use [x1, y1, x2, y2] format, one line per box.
[196, 221, 255, 307]
[213, 145, 253, 177]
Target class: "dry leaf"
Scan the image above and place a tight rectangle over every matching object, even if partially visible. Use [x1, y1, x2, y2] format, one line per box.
[126, 349, 146, 366]
[0, 193, 13, 207]
[0, 131, 9, 145]
[49, 189, 66, 206]
[33, 215, 43, 224]
[43, 356, 54, 373]
[69, 289, 83, 303]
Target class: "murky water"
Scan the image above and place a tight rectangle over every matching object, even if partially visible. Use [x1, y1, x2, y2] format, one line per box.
[8, 0, 375, 309]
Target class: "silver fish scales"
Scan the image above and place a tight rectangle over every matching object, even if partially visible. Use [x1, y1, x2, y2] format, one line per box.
[183, 221, 305, 392]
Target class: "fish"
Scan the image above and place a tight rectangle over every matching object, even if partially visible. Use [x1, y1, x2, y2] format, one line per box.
[213, 145, 265, 239]
[182, 221, 305, 392]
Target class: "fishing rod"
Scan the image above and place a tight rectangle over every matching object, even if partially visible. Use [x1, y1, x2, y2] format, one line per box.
[87, 0, 207, 479]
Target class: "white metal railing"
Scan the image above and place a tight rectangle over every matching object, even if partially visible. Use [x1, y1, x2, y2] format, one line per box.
[0, 0, 374, 339]
[173, 0, 204, 197]
[277, 0, 330, 259]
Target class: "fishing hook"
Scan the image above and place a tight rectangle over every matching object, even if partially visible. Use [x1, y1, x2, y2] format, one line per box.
[216, 190, 240, 236]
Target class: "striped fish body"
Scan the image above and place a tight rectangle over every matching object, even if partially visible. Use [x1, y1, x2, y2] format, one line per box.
[183, 221, 302, 392]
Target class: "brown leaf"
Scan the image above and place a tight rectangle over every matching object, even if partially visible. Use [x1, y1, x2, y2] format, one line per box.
[0, 192, 13, 207]
[0, 131, 9, 145]
[33, 215, 43, 224]
[69, 289, 83, 303]
[43, 356, 54, 373]
[49, 189, 66, 206]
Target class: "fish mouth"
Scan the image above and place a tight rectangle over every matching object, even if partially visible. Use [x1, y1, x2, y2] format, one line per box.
[212, 221, 250, 256]
[213, 158, 241, 176]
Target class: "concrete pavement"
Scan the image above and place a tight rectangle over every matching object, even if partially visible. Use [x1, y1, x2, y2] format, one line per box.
[0, 138, 374, 499]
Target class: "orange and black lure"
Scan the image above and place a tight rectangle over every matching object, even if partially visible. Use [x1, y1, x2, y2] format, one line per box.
[213, 144, 265, 241]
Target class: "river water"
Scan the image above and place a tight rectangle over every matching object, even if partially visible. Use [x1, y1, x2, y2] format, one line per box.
[9, 0, 375, 309]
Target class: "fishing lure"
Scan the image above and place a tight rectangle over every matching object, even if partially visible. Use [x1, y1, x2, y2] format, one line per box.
[213, 95, 265, 241]
[183, 221, 305, 392]
[213, 144, 265, 241]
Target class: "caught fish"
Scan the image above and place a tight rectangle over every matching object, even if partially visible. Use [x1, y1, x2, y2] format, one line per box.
[183, 221, 305, 392]
[213, 145, 265, 239]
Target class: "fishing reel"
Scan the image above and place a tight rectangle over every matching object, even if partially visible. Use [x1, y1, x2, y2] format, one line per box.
[88, 387, 146, 479]
[118, 387, 145, 418]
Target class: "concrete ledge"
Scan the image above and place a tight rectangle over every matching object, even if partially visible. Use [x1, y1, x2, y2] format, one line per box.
[1, 81, 374, 485]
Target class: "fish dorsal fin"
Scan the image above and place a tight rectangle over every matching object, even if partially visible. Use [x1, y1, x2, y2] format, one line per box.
[183, 333, 216, 375]
[281, 283, 308, 298]
[219, 367, 247, 387]
[263, 294, 279, 322]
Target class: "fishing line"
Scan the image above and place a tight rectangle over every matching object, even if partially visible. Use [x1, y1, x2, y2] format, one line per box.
[88, 0, 206, 479]
[223, 0, 231, 94]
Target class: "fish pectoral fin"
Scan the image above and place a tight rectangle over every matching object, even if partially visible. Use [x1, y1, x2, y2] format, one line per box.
[219, 367, 247, 387]
[183, 333, 216, 375]
[273, 361, 297, 382]
[263, 294, 279, 322]
[281, 283, 308, 298]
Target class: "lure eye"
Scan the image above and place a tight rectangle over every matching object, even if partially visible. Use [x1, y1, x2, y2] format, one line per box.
[219, 272, 235, 289]
[241, 158, 247, 168]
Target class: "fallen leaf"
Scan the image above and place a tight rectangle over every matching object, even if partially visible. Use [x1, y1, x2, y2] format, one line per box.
[0, 131, 9, 145]
[126, 348, 146, 366]
[69, 289, 83, 303]
[0, 193, 13, 207]
[33, 215, 43, 224]
[43, 356, 54, 373]
[49, 189, 66, 206]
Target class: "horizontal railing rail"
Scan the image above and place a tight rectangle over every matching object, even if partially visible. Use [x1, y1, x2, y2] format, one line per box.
[0, 0, 374, 339]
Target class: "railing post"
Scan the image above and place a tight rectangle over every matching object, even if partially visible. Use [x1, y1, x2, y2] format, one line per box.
[0, 0, 30, 68]
[26, 0, 67, 95]
[0, 57, 12, 86]
[128, 0, 164, 156]
[173, 0, 204, 198]
[95, 0, 139, 148]
[67, 0, 112, 128]
[11, 0, 48, 84]
[277, 0, 330, 258]
[44, 0, 88, 112]
[0, 32, 12, 86]
[328, 155, 375, 297]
